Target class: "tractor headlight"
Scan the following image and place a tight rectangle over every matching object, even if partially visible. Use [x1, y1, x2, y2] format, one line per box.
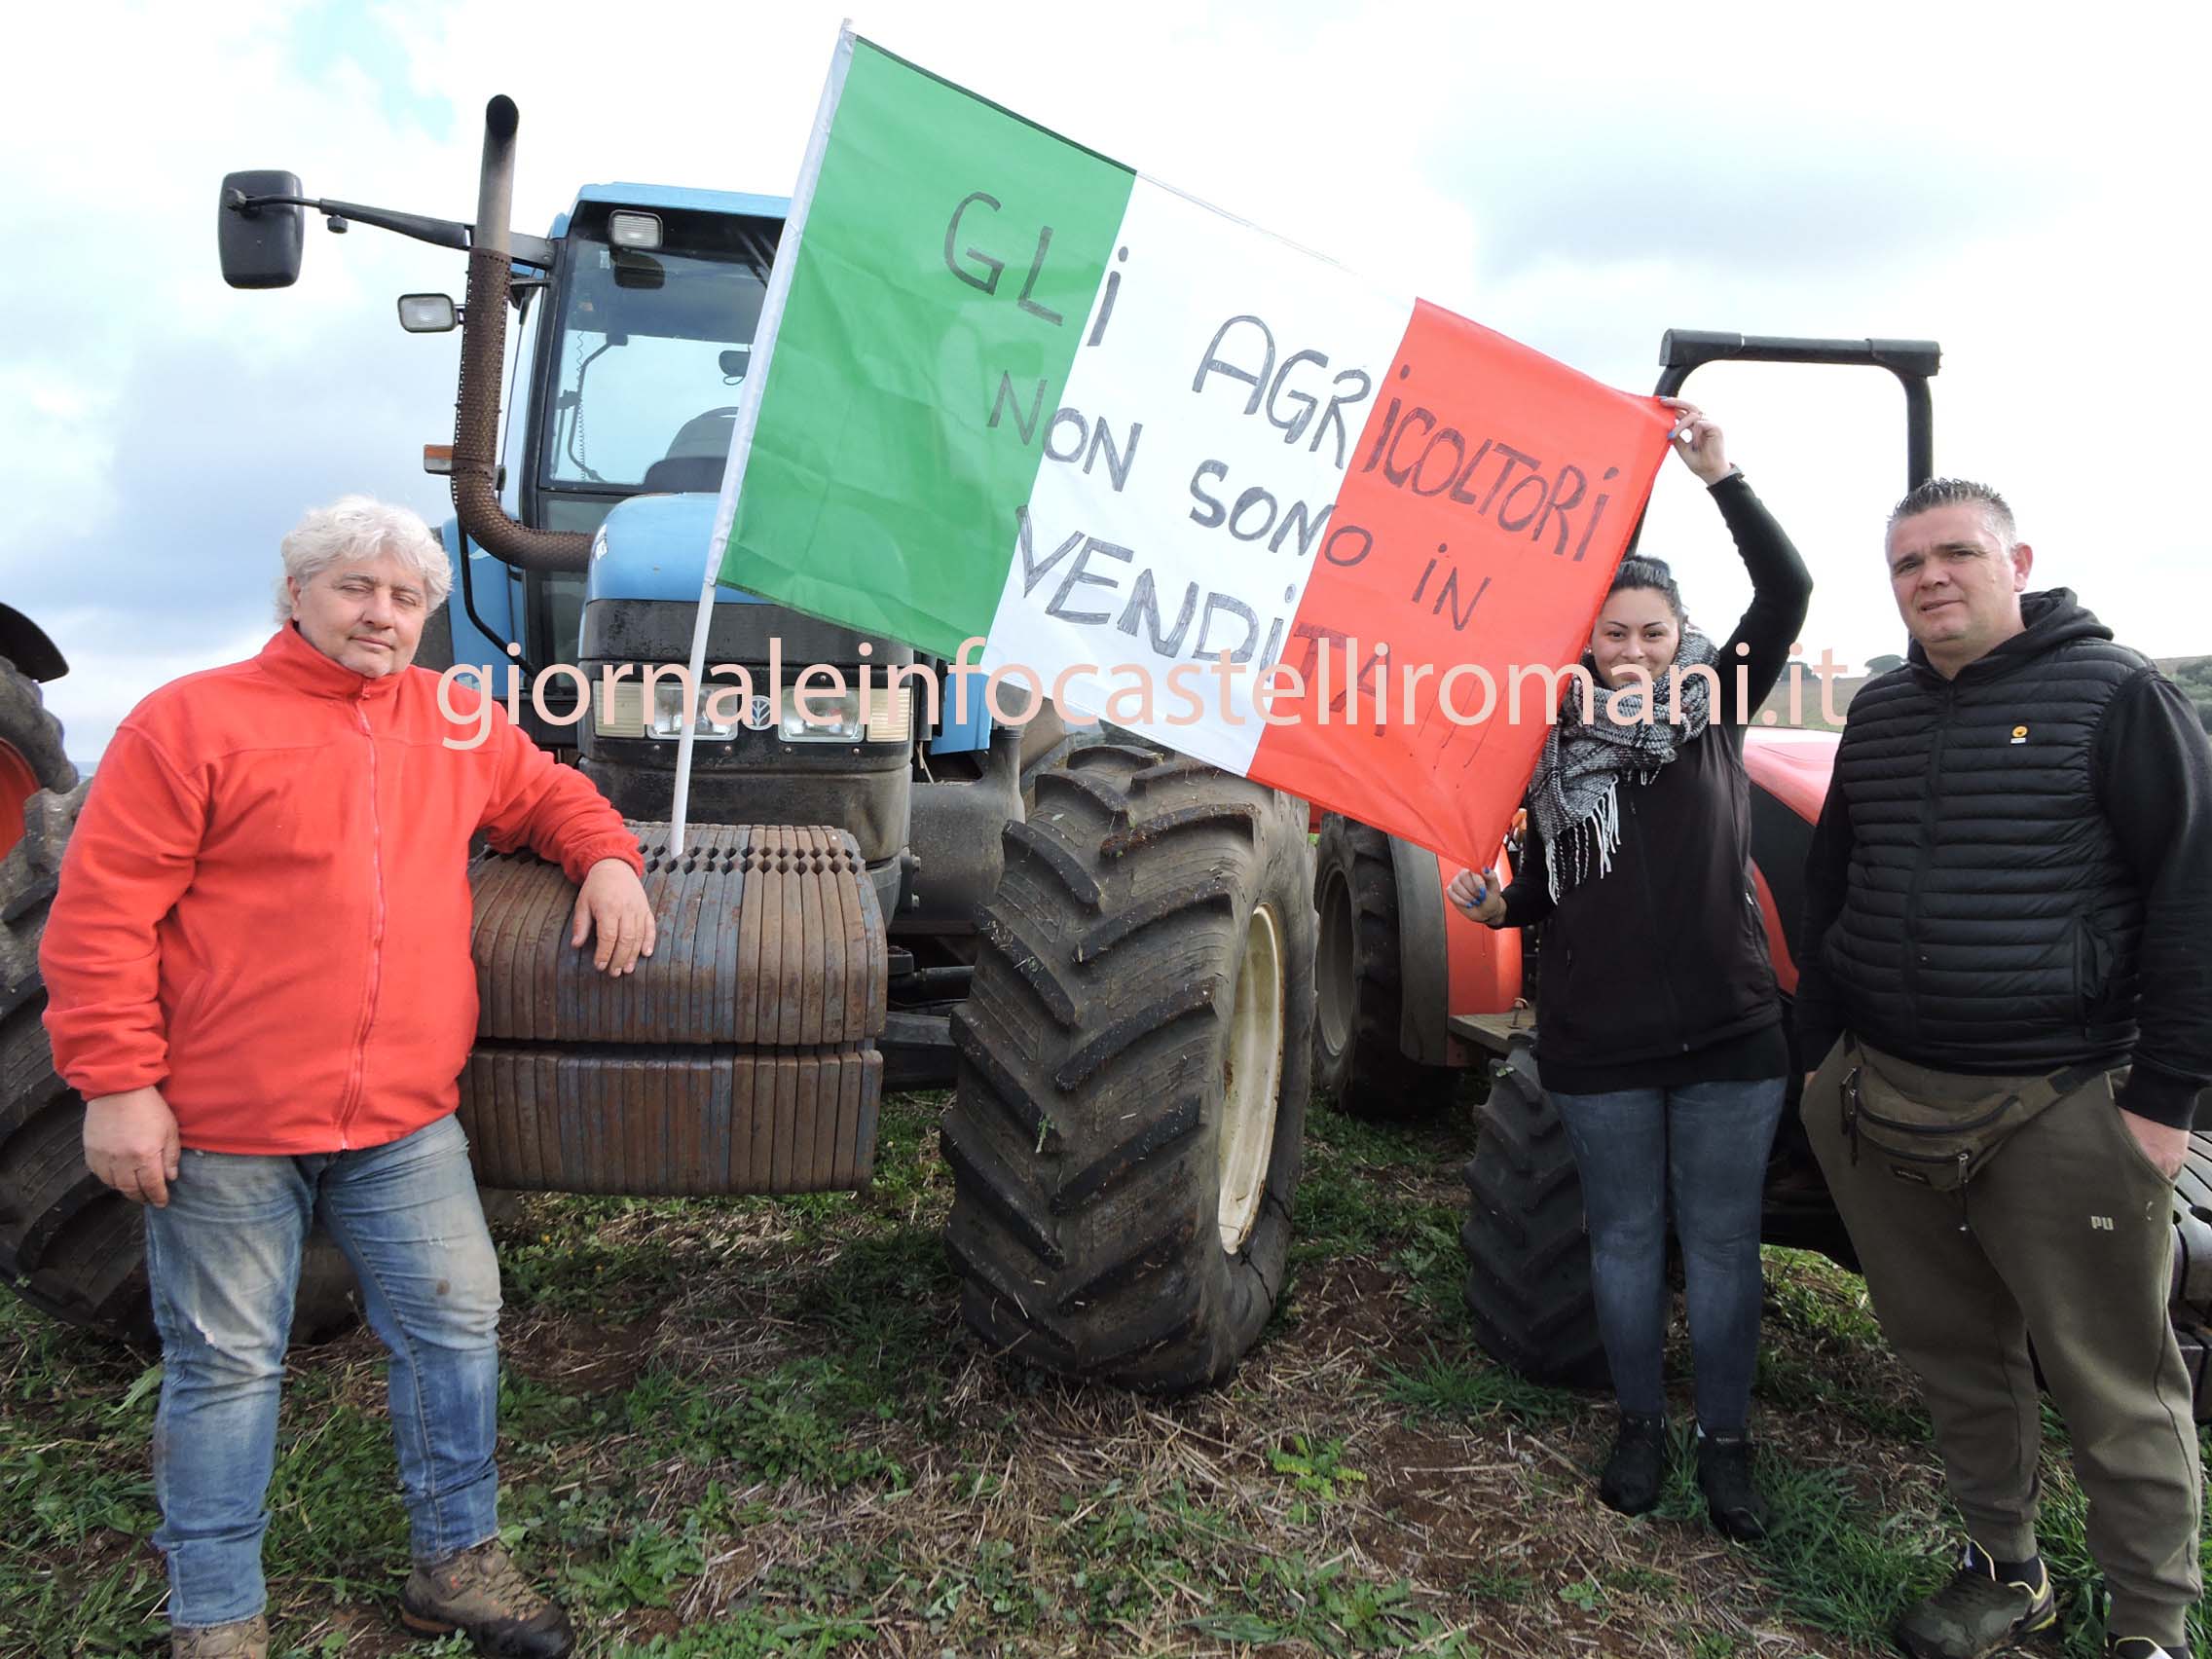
[597, 677, 770, 741]
[645, 681, 743, 747]
[781, 688, 864, 742]
[592, 672, 906, 745]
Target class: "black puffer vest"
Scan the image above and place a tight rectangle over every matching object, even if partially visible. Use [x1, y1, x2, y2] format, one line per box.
[1824, 591, 2151, 1071]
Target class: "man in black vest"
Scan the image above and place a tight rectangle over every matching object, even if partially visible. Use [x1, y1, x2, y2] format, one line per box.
[1796, 478, 2210, 1659]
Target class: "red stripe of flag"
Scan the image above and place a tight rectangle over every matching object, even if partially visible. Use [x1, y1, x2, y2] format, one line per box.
[1247, 301, 1672, 869]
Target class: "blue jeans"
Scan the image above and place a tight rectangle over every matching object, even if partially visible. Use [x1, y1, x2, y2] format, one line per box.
[144, 1113, 501, 1628]
[1550, 1078, 1786, 1432]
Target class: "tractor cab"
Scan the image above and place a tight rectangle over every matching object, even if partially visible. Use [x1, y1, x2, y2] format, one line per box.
[527, 188, 781, 517]
[379, 185, 790, 751]
[482, 186, 786, 682]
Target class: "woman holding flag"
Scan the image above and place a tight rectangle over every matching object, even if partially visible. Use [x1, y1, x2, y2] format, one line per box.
[1450, 398, 1812, 1539]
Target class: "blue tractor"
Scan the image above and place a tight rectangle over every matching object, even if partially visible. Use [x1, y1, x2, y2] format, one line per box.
[0, 97, 1315, 1392]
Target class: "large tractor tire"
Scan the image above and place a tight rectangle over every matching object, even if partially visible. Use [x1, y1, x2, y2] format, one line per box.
[2170, 1131, 2212, 1423]
[0, 786, 359, 1347]
[0, 655, 76, 861]
[943, 743, 1315, 1392]
[1311, 814, 1457, 1120]
[1016, 708, 1118, 813]
[1459, 1035, 1609, 1387]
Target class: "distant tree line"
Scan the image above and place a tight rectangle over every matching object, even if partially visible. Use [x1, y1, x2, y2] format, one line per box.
[2170, 656, 2212, 733]
[1856, 652, 2208, 731]
[1803, 653, 2208, 733]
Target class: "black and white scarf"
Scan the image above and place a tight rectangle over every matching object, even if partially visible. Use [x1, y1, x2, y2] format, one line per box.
[1527, 628, 1719, 902]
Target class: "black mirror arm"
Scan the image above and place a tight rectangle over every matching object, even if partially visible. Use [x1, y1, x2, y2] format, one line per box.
[222, 190, 555, 269]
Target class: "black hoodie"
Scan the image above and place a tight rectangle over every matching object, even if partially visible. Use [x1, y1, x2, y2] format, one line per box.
[1498, 473, 1812, 1093]
[1795, 590, 2212, 1128]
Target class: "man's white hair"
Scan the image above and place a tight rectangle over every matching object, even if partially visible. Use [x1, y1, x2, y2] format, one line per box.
[275, 497, 451, 620]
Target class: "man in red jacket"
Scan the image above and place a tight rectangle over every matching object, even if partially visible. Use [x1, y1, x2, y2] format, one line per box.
[42, 497, 654, 1659]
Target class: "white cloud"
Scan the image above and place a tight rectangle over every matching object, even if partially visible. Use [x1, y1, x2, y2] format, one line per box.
[3, 0, 2207, 765]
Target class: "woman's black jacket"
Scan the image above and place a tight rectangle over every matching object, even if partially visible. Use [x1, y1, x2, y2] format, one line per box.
[1497, 473, 1812, 1093]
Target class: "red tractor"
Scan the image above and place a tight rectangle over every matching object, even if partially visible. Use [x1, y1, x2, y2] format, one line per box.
[0, 607, 78, 1039]
[0, 608, 73, 863]
[1310, 330, 2212, 1419]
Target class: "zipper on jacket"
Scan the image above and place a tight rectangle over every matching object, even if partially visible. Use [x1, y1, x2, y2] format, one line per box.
[1898, 683, 1954, 1048]
[2072, 916, 2096, 1043]
[337, 695, 388, 1149]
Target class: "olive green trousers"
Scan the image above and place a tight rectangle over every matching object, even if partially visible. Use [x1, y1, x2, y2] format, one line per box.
[1803, 1036, 2202, 1647]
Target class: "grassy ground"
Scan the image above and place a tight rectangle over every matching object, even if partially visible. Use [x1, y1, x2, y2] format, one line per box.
[4, 1083, 2206, 1658]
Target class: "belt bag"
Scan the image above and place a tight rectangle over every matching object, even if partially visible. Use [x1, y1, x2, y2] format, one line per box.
[1840, 1043, 2106, 1192]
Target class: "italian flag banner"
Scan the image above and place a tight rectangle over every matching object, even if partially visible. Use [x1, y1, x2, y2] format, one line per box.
[704, 27, 1673, 869]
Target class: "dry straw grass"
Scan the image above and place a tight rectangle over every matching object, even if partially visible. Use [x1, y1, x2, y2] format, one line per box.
[3, 1088, 2200, 1657]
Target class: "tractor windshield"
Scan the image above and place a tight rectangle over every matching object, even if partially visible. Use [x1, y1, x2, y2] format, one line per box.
[542, 215, 772, 493]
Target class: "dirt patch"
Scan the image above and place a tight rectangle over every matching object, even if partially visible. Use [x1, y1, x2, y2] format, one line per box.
[1287, 1257, 1413, 1354]
[1343, 1418, 1494, 1574]
[502, 1309, 663, 1394]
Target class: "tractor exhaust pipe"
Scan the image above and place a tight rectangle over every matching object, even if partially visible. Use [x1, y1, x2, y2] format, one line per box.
[453, 95, 589, 572]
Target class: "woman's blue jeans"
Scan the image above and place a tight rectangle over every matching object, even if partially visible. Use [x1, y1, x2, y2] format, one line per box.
[143, 1113, 501, 1628]
[1549, 1078, 1786, 1431]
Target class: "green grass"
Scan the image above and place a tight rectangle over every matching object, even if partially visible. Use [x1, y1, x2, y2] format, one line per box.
[1270, 1434, 1369, 1503]
[1460, 1563, 1535, 1603]
[1716, 1454, 1948, 1642]
[607, 1613, 873, 1658]
[5, 1082, 2209, 1658]
[1277, 1095, 1476, 1338]
[1380, 1346, 1577, 1425]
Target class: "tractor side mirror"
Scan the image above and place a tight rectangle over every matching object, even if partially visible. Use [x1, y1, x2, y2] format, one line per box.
[218, 170, 305, 289]
[397, 294, 460, 333]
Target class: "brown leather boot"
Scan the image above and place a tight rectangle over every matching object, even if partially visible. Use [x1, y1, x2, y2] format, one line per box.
[400, 1539, 573, 1658]
[171, 1613, 268, 1658]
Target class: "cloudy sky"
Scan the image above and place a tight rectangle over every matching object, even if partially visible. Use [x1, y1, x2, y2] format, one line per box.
[5, 0, 2205, 761]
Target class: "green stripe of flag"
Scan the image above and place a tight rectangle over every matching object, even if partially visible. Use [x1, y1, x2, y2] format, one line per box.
[717, 37, 1135, 658]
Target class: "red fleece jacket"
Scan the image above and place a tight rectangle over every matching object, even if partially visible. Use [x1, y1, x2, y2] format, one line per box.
[41, 625, 643, 1155]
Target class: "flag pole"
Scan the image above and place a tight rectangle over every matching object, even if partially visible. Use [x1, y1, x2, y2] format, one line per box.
[666, 562, 719, 859]
[672, 21, 859, 855]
